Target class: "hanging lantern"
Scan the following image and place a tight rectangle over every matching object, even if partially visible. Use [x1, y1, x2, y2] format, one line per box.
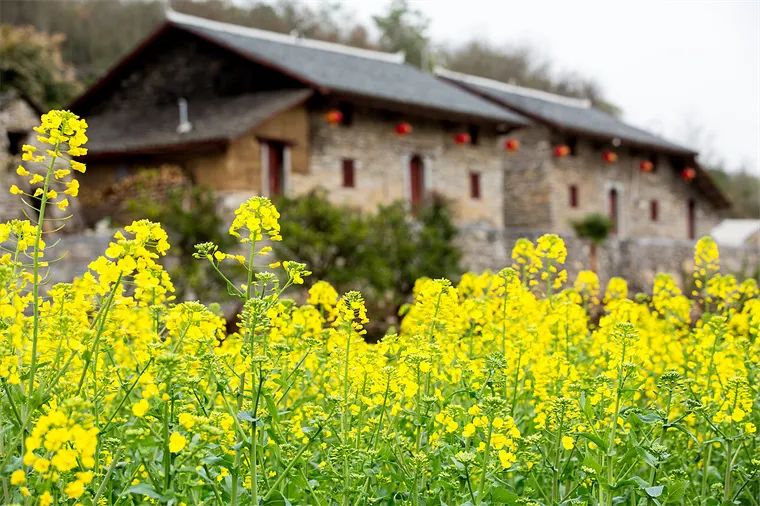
[324, 109, 343, 125]
[639, 160, 654, 173]
[602, 150, 618, 164]
[681, 167, 697, 182]
[504, 138, 520, 152]
[554, 145, 571, 157]
[454, 132, 471, 145]
[395, 122, 413, 136]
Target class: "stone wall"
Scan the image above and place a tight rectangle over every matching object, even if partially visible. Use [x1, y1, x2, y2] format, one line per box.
[294, 107, 505, 226]
[503, 126, 724, 241]
[548, 138, 722, 240]
[47, 229, 114, 285]
[291, 107, 509, 268]
[502, 125, 554, 230]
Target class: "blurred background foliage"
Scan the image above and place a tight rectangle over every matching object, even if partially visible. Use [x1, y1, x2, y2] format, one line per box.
[274, 191, 461, 337]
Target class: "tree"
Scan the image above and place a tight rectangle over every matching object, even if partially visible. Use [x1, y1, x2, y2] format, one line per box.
[708, 167, 760, 218]
[0, 24, 80, 108]
[572, 213, 613, 273]
[373, 0, 431, 68]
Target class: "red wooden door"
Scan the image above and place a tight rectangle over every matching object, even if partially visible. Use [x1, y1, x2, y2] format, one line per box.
[409, 155, 424, 209]
[267, 142, 284, 197]
[608, 188, 618, 236]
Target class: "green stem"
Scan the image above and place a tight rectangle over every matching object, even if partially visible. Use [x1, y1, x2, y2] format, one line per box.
[605, 339, 627, 506]
[27, 141, 60, 399]
[163, 387, 171, 493]
[552, 410, 565, 503]
[251, 364, 264, 506]
[476, 418, 494, 504]
[341, 322, 353, 506]
[75, 272, 123, 395]
[649, 390, 673, 486]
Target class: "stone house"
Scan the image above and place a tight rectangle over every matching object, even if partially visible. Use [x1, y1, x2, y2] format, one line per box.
[69, 11, 729, 271]
[70, 11, 528, 268]
[0, 91, 39, 221]
[436, 68, 729, 244]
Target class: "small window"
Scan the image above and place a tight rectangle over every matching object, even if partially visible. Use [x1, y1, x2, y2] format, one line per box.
[569, 185, 579, 208]
[468, 125, 480, 146]
[342, 159, 355, 188]
[650, 200, 658, 221]
[469, 171, 481, 199]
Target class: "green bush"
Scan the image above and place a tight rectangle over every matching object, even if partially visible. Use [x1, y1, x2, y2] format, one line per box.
[127, 184, 236, 302]
[275, 191, 461, 331]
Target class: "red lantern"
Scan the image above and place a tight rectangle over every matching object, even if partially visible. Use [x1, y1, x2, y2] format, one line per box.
[640, 160, 654, 172]
[454, 132, 471, 145]
[324, 109, 343, 125]
[602, 150, 618, 164]
[395, 122, 413, 136]
[504, 138, 520, 152]
[554, 145, 571, 157]
[681, 167, 697, 182]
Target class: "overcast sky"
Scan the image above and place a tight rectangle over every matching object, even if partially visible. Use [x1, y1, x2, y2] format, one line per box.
[306, 0, 759, 174]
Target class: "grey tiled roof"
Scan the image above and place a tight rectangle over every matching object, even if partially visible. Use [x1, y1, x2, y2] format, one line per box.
[86, 89, 312, 155]
[167, 12, 528, 125]
[436, 68, 695, 155]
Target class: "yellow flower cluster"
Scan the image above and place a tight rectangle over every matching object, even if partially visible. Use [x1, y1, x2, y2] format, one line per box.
[228, 195, 282, 243]
[1, 111, 757, 505]
[10, 110, 86, 213]
[23, 407, 97, 500]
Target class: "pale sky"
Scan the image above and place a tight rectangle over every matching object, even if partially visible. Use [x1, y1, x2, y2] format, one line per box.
[305, 0, 760, 174]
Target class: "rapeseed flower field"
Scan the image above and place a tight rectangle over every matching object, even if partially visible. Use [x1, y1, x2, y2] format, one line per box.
[1, 111, 758, 504]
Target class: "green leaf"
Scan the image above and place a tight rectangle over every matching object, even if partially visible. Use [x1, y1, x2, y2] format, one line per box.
[635, 445, 660, 467]
[632, 410, 662, 424]
[490, 487, 519, 504]
[265, 393, 280, 424]
[125, 483, 163, 500]
[645, 485, 664, 498]
[582, 453, 602, 474]
[237, 411, 258, 423]
[576, 431, 608, 451]
[670, 423, 701, 445]
[263, 490, 290, 505]
[665, 480, 687, 502]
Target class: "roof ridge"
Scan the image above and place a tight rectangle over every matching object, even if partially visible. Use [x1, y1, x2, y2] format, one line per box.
[434, 67, 592, 109]
[166, 10, 406, 64]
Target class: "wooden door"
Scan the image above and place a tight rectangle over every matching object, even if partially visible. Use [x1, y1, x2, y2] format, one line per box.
[409, 155, 424, 209]
[608, 188, 618, 236]
[266, 141, 285, 197]
[687, 199, 696, 240]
